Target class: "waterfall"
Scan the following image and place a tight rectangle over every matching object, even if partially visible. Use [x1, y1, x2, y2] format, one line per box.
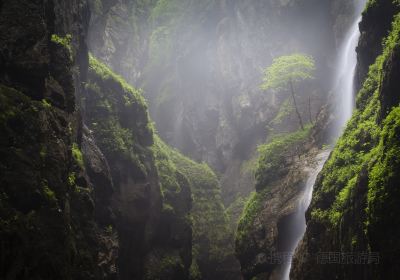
[332, 0, 366, 138]
[281, 1, 366, 279]
[281, 150, 331, 280]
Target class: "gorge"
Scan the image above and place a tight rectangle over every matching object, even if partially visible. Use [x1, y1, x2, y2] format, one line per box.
[283, 1, 366, 278]
[1, 0, 400, 280]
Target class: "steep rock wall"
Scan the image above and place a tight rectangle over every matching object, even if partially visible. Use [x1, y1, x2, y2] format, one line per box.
[0, 1, 197, 279]
[85, 55, 195, 280]
[86, 0, 361, 213]
[0, 0, 114, 279]
[291, 1, 400, 279]
[234, 123, 328, 279]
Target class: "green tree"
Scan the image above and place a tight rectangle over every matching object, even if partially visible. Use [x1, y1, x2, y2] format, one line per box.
[261, 54, 315, 130]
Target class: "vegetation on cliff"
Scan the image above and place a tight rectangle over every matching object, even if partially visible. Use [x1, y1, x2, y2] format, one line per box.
[235, 125, 313, 255]
[3, 0, 400, 280]
[261, 54, 316, 130]
[310, 11, 400, 231]
[292, 6, 400, 279]
[86, 54, 153, 173]
[86, 54, 234, 279]
[153, 136, 234, 279]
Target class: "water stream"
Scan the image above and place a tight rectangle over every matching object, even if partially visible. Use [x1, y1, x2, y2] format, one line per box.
[332, 0, 366, 137]
[281, 1, 366, 279]
[281, 150, 330, 280]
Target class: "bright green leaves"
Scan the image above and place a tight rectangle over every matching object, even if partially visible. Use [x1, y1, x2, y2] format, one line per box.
[261, 53, 315, 91]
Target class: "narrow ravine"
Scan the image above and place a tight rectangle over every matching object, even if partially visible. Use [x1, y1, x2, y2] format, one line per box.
[2, 1, 400, 279]
[282, 1, 366, 279]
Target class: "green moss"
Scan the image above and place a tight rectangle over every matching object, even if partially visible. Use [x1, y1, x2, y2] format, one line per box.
[41, 99, 51, 108]
[236, 124, 313, 252]
[236, 190, 268, 251]
[42, 184, 57, 203]
[0, 84, 101, 277]
[153, 136, 233, 272]
[241, 153, 258, 176]
[152, 136, 182, 197]
[68, 172, 76, 187]
[256, 125, 312, 189]
[86, 54, 152, 176]
[88, 54, 147, 108]
[225, 195, 247, 232]
[307, 13, 400, 255]
[189, 259, 201, 280]
[309, 14, 400, 229]
[144, 253, 185, 280]
[40, 146, 47, 159]
[367, 107, 400, 234]
[72, 143, 84, 168]
[51, 34, 73, 56]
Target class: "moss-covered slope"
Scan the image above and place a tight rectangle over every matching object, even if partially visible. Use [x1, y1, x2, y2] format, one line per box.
[153, 136, 239, 280]
[87, 53, 192, 279]
[291, 2, 400, 279]
[85, 54, 236, 280]
[0, 1, 111, 279]
[234, 123, 326, 279]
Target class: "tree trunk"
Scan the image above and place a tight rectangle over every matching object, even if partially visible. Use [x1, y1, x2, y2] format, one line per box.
[289, 80, 304, 130]
[308, 95, 314, 124]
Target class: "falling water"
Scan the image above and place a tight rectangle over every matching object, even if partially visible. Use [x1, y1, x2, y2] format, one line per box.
[332, 0, 366, 138]
[281, 150, 330, 280]
[281, 1, 366, 279]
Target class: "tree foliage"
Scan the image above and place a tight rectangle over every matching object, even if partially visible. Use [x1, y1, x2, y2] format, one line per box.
[261, 53, 315, 91]
[261, 53, 315, 129]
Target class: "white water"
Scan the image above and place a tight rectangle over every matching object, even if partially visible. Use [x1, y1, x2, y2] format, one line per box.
[281, 150, 330, 280]
[282, 1, 366, 279]
[332, 0, 366, 138]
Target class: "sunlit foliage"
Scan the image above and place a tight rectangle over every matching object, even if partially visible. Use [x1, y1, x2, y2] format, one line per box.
[261, 54, 315, 91]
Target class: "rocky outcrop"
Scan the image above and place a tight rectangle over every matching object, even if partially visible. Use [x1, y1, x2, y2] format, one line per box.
[85, 54, 192, 279]
[158, 139, 239, 280]
[88, 0, 153, 85]
[0, 0, 115, 279]
[0, 1, 196, 279]
[85, 6, 360, 278]
[82, 40, 237, 280]
[234, 124, 328, 279]
[86, 0, 357, 172]
[291, 1, 400, 279]
[357, 0, 400, 87]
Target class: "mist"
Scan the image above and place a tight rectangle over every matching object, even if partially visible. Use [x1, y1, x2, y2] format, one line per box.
[1, 0, 399, 279]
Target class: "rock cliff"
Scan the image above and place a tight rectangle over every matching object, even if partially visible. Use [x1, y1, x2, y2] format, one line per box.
[291, 1, 400, 279]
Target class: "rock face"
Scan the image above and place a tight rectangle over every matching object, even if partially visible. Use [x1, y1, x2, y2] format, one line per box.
[85, 0, 362, 220]
[291, 1, 400, 279]
[87, 2, 241, 278]
[85, 55, 196, 280]
[4, 1, 398, 280]
[0, 1, 196, 279]
[87, 0, 354, 172]
[85, 1, 367, 279]
[152, 137, 238, 280]
[234, 123, 328, 279]
[0, 0, 115, 279]
[88, 0, 153, 86]
[356, 0, 400, 87]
